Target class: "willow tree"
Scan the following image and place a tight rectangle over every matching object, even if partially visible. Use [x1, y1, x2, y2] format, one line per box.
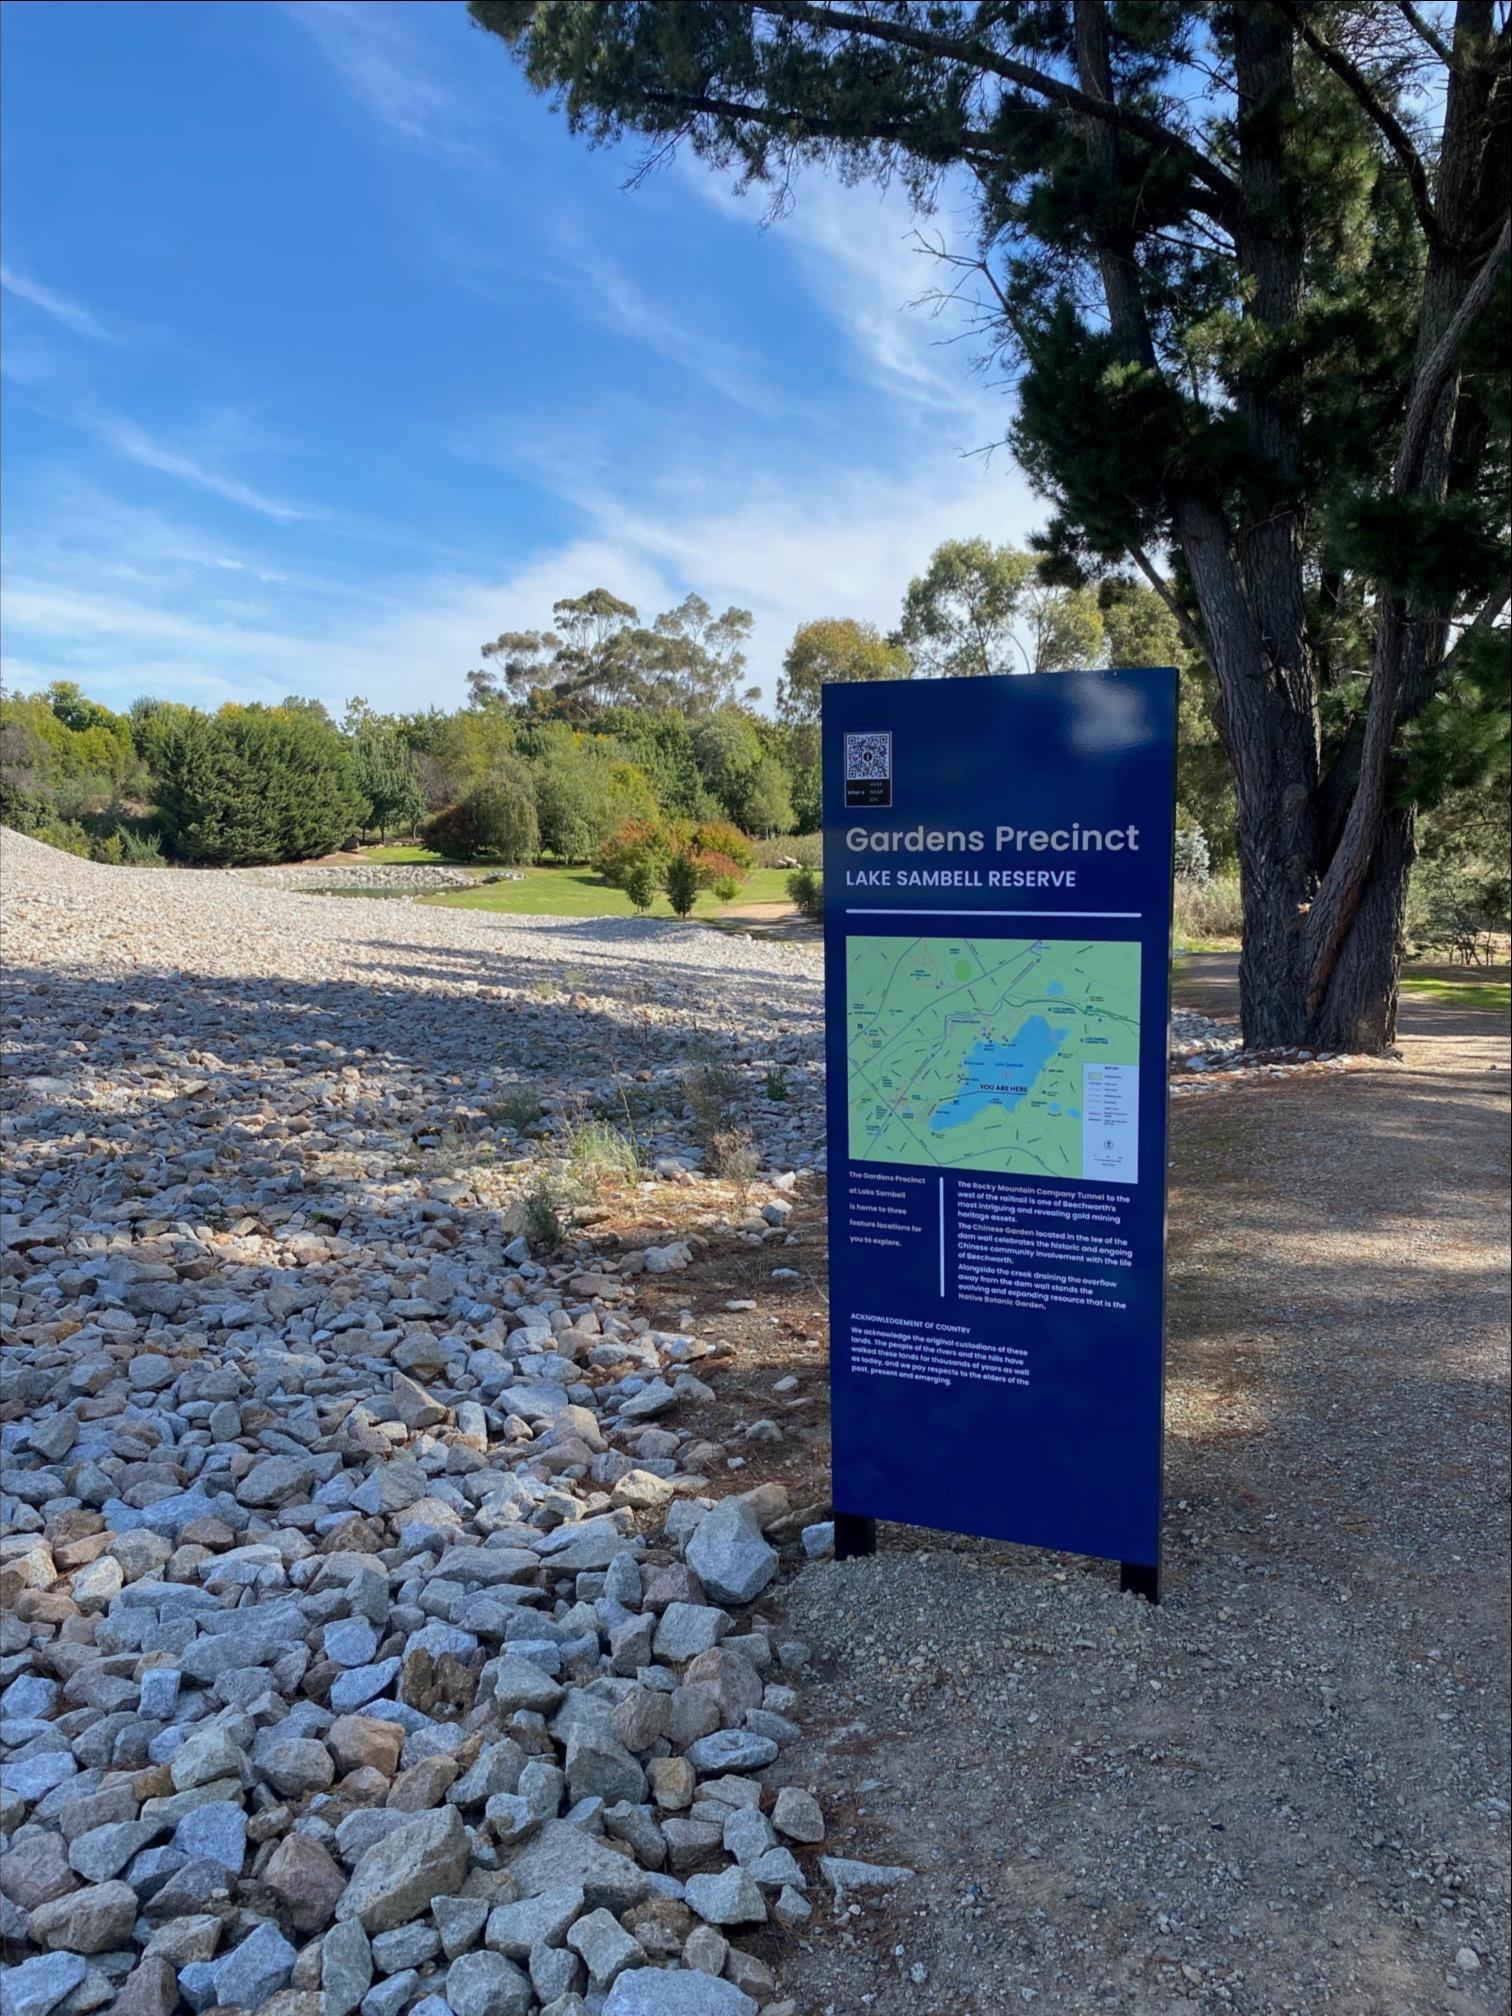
[471, 0, 1508, 1050]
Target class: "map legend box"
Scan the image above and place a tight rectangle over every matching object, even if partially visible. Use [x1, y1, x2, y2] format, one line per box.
[1081, 1063, 1140, 1183]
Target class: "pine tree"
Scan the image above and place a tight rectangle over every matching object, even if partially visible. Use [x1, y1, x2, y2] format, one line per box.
[473, 0, 1510, 1051]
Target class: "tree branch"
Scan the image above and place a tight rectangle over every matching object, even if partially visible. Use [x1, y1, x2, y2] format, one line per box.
[748, 0, 1241, 215]
[1392, 0, 1460, 70]
[637, 85, 1009, 174]
[1126, 544, 1212, 664]
[1394, 215, 1511, 492]
[1270, 0, 1449, 253]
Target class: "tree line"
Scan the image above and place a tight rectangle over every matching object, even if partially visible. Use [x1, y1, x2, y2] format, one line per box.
[0, 542, 1238, 874]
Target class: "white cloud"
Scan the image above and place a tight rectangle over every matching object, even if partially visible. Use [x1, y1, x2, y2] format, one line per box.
[281, 1, 491, 168]
[93, 418, 313, 523]
[1, 265, 122, 343]
[689, 168, 1004, 435]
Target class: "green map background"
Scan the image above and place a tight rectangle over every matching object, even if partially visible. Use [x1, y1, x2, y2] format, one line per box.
[846, 935, 1141, 1177]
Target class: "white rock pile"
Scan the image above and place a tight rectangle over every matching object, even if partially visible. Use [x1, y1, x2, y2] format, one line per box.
[0, 833, 844, 2016]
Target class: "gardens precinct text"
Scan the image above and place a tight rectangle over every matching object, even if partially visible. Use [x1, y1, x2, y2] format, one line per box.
[845, 823, 1140, 854]
[843, 823, 1140, 888]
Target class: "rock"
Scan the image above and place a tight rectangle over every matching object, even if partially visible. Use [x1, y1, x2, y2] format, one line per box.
[684, 1868, 767, 1928]
[503, 1823, 652, 1913]
[800, 1521, 834, 1559]
[484, 1885, 583, 1959]
[610, 1471, 675, 1511]
[652, 1604, 730, 1663]
[445, 1949, 533, 2016]
[108, 1955, 179, 2016]
[170, 1802, 246, 1874]
[433, 1893, 489, 1960]
[565, 1906, 644, 1987]
[335, 1806, 472, 1932]
[262, 1833, 346, 1931]
[391, 1374, 448, 1431]
[170, 1726, 245, 1794]
[257, 1738, 335, 1800]
[603, 1970, 758, 2016]
[27, 1879, 138, 1954]
[237, 1456, 315, 1507]
[818, 1855, 915, 1894]
[319, 1918, 373, 2016]
[212, 1921, 297, 2009]
[1, 1952, 89, 2016]
[1, 1828, 77, 1909]
[684, 1730, 779, 1774]
[771, 1786, 825, 1843]
[685, 1502, 776, 1606]
[682, 1648, 762, 1724]
[492, 1656, 564, 1715]
[681, 1923, 729, 1975]
[327, 1716, 404, 1779]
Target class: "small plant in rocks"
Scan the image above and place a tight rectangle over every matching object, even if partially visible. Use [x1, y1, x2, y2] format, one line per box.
[488, 1083, 543, 1133]
[520, 1175, 569, 1252]
[765, 1066, 790, 1101]
[565, 1117, 642, 1184]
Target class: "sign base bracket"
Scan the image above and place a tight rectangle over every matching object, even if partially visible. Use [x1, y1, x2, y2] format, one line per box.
[1119, 1559, 1161, 1604]
[834, 1513, 877, 1561]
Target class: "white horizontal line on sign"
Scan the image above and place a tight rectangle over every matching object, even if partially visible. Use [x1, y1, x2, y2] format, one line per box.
[843, 909, 1144, 919]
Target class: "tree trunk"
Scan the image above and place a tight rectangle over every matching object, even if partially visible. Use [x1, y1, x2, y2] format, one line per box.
[1311, 809, 1414, 1052]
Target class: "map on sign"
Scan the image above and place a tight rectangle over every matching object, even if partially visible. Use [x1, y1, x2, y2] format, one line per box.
[846, 935, 1142, 1181]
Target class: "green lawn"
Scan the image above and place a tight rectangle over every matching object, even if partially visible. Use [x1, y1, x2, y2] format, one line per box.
[1400, 972, 1511, 1012]
[420, 864, 796, 920]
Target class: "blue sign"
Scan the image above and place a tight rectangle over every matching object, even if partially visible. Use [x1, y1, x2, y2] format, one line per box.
[822, 669, 1177, 1580]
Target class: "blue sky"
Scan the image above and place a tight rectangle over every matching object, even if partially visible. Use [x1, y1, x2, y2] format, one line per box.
[1, 0, 1039, 715]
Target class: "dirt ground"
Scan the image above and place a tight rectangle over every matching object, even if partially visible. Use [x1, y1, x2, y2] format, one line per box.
[635, 970, 1511, 2016]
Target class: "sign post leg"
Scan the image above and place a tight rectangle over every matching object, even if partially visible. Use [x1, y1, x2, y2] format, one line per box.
[1119, 1559, 1160, 1603]
[834, 1514, 877, 1561]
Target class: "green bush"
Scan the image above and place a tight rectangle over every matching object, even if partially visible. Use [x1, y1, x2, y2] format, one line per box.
[663, 848, 702, 919]
[119, 828, 165, 865]
[155, 705, 366, 865]
[424, 756, 540, 864]
[624, 860, 657, 912]
[89, 833, 126, 865]
[787, 866, 824, 920]
[36, 819, 92, 858]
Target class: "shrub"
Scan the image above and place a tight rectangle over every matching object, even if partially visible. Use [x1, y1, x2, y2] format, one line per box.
[706, 1126, 760, 1185]
[596, 816, 674, 890]
[787, 866, 824, 920]
[1172, 872, 1244, 944]
[684, 1055, 743, 1147]
[36, 819, 92, 857]
[116, 827, 165, 866]
[663, 847, 702, 918]
[565, 1119, 642, 1183]
[690, 819, 756, 871]
[156, 705, 366, 865]
[424, 756, 540, 864]
[624, 860, 657, 912]
[488, 1083, 543, 1133]
[1174, 826, 1211, 882]
[89, 833, 126, 865]
[520, 1178, 568, 1255]
[694, 850, 746, 904]
[756, 832, 821, 870]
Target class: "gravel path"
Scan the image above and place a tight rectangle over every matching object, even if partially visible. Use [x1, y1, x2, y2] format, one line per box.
[769, 1010, 1512, 2016]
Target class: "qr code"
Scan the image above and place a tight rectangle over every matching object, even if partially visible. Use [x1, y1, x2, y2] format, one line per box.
[845, 732, 891, 781]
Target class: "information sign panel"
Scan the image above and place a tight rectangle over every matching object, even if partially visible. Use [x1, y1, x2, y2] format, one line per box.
[822, 669, 1177, 1583]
